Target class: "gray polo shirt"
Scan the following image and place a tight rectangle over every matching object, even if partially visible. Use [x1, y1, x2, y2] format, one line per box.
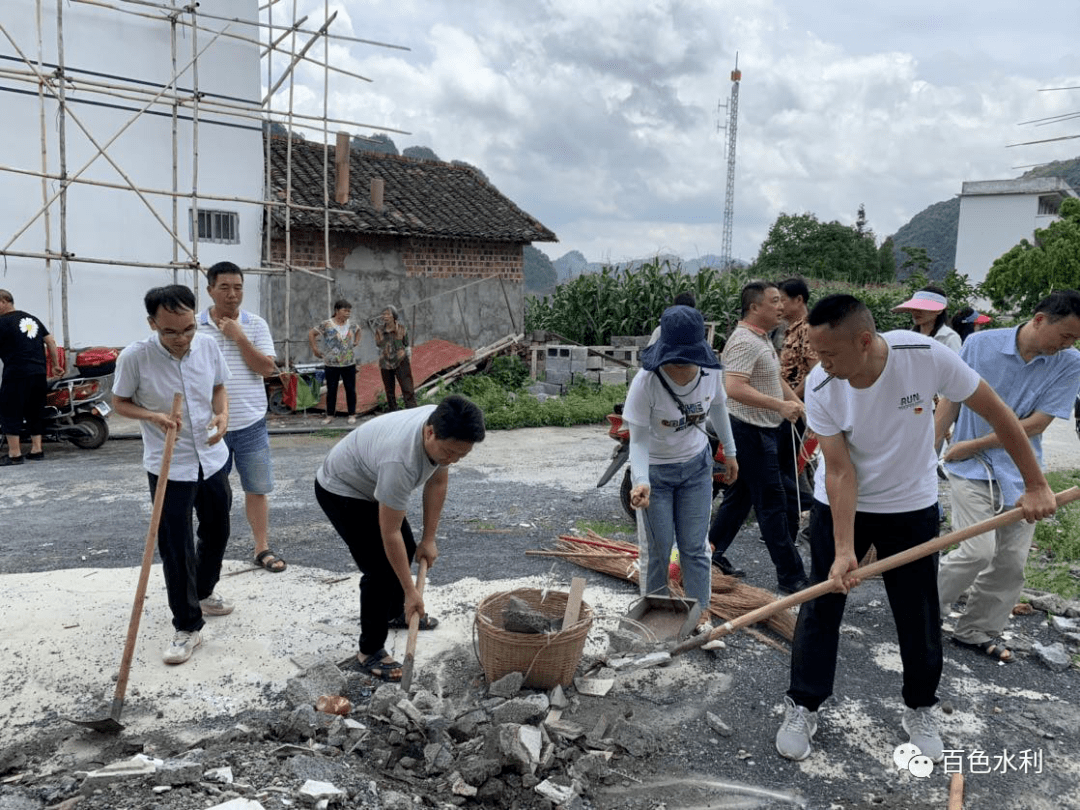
[316, 405, 439, 510]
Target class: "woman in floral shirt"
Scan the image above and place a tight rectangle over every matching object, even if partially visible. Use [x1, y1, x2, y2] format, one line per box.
[309, 299, 361, 424]
[373, 305, 417, 411]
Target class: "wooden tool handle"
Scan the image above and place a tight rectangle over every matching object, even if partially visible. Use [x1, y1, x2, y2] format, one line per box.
[400, 557, 429, 692]
[110, 394, 182, 713]
[673, 486, 1080, 656]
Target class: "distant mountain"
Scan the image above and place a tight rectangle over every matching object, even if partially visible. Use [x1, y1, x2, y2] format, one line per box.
[523, 245, 557, 294]
[891, 156, 1080, 280]
[549, 250, 734, 281]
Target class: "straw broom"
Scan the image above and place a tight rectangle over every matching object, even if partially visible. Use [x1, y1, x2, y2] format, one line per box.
[530, 531, 796, 641]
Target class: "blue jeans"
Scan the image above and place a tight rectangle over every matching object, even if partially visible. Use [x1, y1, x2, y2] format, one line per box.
[788, 500, 942, 711]
[223, 417, 274, 494]
[709, 417, 806, 591]
[641, 446, 713, 609]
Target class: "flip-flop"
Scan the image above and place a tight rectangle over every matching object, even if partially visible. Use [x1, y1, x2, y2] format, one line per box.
[952, 636, 1014, 663]
[357, 648, 403, 682]
[254, 549, 287, 573]
[388, 612, 439, 630]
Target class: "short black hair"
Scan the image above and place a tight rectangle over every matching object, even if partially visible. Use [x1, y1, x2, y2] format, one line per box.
[428, 394, 486, 443]
[0, 289, 13, 305]
[1034, 290, 1080, 322]
[672, 291, 696, 308]
[808, 294, 876, 334]
[740, 281, 778, 317]
[333, 298, 352, 312]
[207, 261, 243, 287]
[778, 277, 810, 306]
[145, 285, 196, 317]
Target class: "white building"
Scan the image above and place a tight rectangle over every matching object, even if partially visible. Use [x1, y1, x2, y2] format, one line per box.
[954, 177, 1078, 287]
[0, 1, 264, 350]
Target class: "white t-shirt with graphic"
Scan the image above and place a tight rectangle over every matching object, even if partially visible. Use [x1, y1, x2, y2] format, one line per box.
[624, 367, 726, 466]
[807, 330, 980, 513]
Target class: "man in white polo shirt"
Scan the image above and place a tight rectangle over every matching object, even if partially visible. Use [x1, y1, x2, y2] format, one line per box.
[198, 262, 284, 573]
[113, 285, 234, 665]
[774, 294, 1056, 765]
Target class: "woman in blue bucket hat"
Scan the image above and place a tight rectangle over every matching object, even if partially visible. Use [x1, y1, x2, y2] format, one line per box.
[623, 305, 739, 631]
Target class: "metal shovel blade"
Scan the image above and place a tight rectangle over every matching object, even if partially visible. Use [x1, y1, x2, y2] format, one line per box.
[66, 697, 125, 733]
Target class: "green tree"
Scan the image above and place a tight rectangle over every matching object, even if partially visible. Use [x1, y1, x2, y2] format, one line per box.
[980, 197, 1080, 315]
[753, 212, 886, 283]
[900, 245, 932, 277]
[878, 236, 897, 279]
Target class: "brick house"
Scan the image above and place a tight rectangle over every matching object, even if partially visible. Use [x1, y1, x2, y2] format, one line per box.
[263, 135, 557, 364]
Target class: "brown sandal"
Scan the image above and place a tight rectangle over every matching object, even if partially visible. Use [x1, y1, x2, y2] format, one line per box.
[358, 648, 403, 682]
[952, 637, 1014, 663]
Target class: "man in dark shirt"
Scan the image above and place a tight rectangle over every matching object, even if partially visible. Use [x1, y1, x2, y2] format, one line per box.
[0, 289, 61, 465]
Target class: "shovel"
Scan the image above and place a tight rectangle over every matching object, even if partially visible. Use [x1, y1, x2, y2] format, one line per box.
[672, 486, 1080, 656]
[70, 393, 182, 732]
[400, 557, 429, 692]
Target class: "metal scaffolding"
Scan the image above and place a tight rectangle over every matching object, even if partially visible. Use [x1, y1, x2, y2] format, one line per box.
[0, 0, 408, 365]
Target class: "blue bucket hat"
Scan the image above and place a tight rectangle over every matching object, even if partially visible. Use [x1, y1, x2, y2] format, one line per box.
[640, 305, 722, 371]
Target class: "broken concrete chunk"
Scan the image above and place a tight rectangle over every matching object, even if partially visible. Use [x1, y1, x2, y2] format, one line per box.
[549, 684, 569, 709]
[450, 771, 478, 797]
[492, 693, 550, 725]
[299, 779, 345, 805]
[204, 766, 234, 784]
[205, 800, 266, 810]
[1050, 614, 1080, 635]
[574, 667, 615, 696]
[705, 711, 734, 737]
[423, 742, 454, 773]
[449, 708, 489, 742]
[608, 718, 659, 757]
[80, 756, 157, 792]
[458, 754, 502, 786]
[571, 750, 613, 779]
[153, 758, 202, 786]
[369, 682, 404, 715]
[379, 789, 413, 810]
[488, 670, 526, 698]
[395, 697, 424, 725]
[498, 723, 543, 774]
[535, 777, 574, 804]
[285, 661, 347, 709]
[503, 596, 555, 634]
[606, 651, 671, 671]
[274, 704, 322, 742]
[1033, 641, 1072, 672]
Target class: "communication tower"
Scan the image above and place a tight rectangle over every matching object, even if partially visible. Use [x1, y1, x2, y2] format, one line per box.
[720, 56, 741, 271]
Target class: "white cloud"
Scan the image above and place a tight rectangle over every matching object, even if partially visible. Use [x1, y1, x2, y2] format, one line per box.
[274, 0, 1080, 265]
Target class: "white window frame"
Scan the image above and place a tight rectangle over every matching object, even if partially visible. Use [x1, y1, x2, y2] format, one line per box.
[190, 208, 240, 244]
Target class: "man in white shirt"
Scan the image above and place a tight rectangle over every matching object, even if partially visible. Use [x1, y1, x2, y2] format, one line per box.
[113, 285, 234, 665]
[775, 294, 1056, 765]
[197, 262, 283, 573]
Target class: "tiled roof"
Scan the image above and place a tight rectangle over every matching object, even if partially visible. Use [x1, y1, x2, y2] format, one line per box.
[268, 136, 557, 243]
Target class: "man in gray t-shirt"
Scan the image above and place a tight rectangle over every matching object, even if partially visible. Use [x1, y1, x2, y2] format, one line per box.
[314, 394, 486, 682]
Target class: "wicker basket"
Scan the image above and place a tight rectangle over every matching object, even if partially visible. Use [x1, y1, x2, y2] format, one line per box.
[475, 588, 593, 689]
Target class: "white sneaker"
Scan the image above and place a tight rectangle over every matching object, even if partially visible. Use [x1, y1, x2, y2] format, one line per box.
[163, 630, 202, 665]
[902, 706, 944, 763]
[776, 696, 818, 761]
[199, 593, 234, 616]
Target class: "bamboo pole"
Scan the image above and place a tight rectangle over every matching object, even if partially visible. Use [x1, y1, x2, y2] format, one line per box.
[55, 0, 71, 350]
[263, 0, 276, 342]
[170, 9, 179, 283]
[0, 64, 407, 137]
[189, 4, 201, 298]
[0, 47, 196, 263]
[0, 20, 231, 255]
[261, 13, 308, 57]
[322, 0, 333, 317]
[282, 0, 299, 369]
[261, 11, 338, 105]
[70, 0, 377, 84]
[112, 0, 408, 50]
[35, 0, 55, 333]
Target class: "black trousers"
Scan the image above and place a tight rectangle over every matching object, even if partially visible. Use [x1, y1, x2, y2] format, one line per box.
[315, 479, 415, 656]
[380, 358, 417, 410]
[148, 465, 232, 632]
[709, 417, 806, 591]
[787, 500, 942, 712]
[323, 365, 357, 417]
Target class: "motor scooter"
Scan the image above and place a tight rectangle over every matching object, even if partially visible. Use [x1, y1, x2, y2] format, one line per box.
[0, 372, 113, 451]
[596, 403, 728, 518]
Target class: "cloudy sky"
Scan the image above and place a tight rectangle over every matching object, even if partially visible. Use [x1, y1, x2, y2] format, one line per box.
[268, 0, 1080, 266]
